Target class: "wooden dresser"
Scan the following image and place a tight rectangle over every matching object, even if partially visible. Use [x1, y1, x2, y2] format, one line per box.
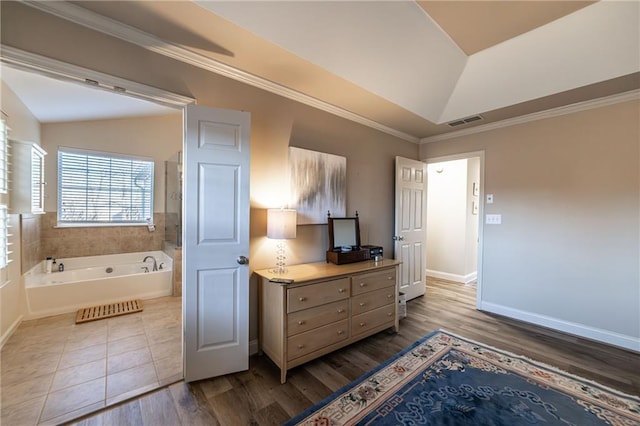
[254, 260, 400, 383]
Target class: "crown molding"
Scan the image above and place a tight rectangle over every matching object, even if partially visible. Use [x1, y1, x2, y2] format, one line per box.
[22, 1, 420, 143]
[421, 89, 640, 144]
[0, 45, 195, 109]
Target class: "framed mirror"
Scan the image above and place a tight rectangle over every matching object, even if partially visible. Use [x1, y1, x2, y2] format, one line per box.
[328, 215, 361, 250]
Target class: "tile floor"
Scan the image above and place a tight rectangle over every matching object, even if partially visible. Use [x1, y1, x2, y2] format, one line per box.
[1, 296, 182, 425]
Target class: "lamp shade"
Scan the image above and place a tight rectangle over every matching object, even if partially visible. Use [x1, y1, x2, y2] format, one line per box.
[267, 209, 297, 239]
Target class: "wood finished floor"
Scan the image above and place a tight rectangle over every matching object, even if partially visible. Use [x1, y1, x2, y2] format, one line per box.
[70, 278, 640, 425]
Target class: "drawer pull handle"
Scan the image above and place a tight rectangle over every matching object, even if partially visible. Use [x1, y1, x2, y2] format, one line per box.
[297, 344, 304, 349]
[299, 297, 306, 302]
[337, 309, 344, 313]
[387, 312, 393, 317]
[359, 322, 366, 327]
[359, 302, 365, 307]
[387, 294, 393, 298]
[338, 288, 345, 293]
[387, 276, 393, 280]
[337, 330, 344, 335]
[298, 320, 305, 325]
[359, 283, 367, 287]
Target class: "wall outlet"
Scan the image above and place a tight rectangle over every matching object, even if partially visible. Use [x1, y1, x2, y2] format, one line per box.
[486, 214, 502, 225]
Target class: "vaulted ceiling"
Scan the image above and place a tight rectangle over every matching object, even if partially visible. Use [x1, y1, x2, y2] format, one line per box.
[5, 1, 640, 142]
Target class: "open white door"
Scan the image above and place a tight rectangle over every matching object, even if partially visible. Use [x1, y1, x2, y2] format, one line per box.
[394, 157, 427, 300]
[183, 104, 251, 382]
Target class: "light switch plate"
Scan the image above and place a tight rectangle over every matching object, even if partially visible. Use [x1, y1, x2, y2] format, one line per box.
[486, 214, 502, 224]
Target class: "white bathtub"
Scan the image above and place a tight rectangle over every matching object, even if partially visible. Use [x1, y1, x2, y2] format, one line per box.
[24, 251, 173, 319]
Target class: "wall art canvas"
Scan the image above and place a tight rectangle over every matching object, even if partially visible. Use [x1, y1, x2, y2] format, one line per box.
[289, 147, 346, 225]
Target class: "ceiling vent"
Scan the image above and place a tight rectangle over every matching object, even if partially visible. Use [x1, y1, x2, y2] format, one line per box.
[447, 115, 483, 127]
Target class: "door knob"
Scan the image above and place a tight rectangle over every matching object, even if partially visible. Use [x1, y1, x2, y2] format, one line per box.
[236, 256, 249, 265]
[392, 236, 404, 241]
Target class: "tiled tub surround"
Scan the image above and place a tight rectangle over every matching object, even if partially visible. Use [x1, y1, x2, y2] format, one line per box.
[161, 242, 183, 297]
[39, 212, 166, 260]
[0, 296, 182, 425]
[24, 251, 173, 319]
[20, 214, 42, 274]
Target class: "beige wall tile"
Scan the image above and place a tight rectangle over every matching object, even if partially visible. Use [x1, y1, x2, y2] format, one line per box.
[19, 213, 42, 273]
[39, 212, 167, 259]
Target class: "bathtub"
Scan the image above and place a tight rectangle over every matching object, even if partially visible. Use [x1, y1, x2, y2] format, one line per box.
[24, 251, 173, 319]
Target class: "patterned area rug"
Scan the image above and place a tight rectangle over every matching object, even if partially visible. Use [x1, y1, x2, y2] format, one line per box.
[285, 330, 640, 425]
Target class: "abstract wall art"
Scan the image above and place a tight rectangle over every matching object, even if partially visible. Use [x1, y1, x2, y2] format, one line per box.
[289, 147, 346, 224]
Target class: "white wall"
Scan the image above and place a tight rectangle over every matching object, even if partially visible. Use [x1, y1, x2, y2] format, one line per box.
[426, 159, 467, 279]
[0, 82, 41, 346]
[426, 158, 478, 283]
[465, 157, 480, 278]
[421, 99, 640, 351]
[41, 114, 182, 214]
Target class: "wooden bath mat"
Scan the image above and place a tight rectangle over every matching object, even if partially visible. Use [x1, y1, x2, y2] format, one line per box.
[76, 299, 143, 323]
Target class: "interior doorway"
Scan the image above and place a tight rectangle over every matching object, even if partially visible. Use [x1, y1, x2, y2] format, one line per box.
[0, 49, 192, 423]
[424, 152, 484, 307]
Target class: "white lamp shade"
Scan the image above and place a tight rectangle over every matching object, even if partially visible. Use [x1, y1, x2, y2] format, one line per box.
[267, 209, 297, 239]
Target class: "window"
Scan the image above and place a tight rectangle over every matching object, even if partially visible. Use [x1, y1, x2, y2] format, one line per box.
[0, 205, 9, 268]
[0, 116, 9, 270]
[58, 147, 154, 225]
[0, 114, 7, 194]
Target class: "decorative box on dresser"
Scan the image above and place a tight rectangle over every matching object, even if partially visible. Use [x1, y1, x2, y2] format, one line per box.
[254, 259, 401, 383]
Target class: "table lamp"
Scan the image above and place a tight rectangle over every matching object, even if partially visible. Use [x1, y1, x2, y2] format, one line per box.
[267, 208, 297, 274]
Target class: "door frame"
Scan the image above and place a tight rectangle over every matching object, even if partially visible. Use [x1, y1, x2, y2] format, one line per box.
[422, 151, 485, 309]
[1, 46, 194, 377]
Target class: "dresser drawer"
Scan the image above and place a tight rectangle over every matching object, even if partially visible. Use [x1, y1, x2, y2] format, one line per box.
[351, 268, 396, 296]
[351, 287, 395, 316]
[287, 278, 350, 313]
[351, 304, 395, 336]
[287, 319, 349, 361]
[287, 300, 349, 337]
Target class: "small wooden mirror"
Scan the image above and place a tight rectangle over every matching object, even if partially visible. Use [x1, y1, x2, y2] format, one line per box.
[327, 211, 361, 251]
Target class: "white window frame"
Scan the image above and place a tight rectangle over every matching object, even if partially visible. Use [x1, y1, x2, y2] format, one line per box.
[0, 114, 8, 194]
[57, 147, 154, 227]
[0, 205, 9, 269]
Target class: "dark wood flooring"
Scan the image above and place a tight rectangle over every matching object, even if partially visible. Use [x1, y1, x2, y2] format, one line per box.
[69, 278, 640, 425]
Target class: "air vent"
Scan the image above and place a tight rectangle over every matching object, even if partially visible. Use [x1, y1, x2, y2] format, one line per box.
[447, 115, 484, 127]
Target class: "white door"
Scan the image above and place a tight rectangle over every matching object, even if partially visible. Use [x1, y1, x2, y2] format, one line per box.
[183, 104, 251, 382]
[394, 157, 427, 300]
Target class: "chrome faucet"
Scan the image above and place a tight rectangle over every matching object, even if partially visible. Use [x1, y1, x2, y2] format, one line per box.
[142, 255, 158, 271]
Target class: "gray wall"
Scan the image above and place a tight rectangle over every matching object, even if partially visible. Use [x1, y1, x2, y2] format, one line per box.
[421, 100, 640, 350]
[1, 2, 418, 344]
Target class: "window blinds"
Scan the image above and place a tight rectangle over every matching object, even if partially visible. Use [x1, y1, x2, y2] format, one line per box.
[0, 115, 7, 194]
[57, 147, 154, 224]
[0, 205, 8, 268]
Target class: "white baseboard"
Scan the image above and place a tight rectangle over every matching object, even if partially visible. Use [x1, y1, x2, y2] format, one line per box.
[249, 339, 259, 356]
[427, 269, 477, 284]
[480, 301, 640, 353]
[0, 315, 23, 350]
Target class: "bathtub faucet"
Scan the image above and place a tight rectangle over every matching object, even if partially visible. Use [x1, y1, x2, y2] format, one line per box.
[142, 255, 158, 271]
